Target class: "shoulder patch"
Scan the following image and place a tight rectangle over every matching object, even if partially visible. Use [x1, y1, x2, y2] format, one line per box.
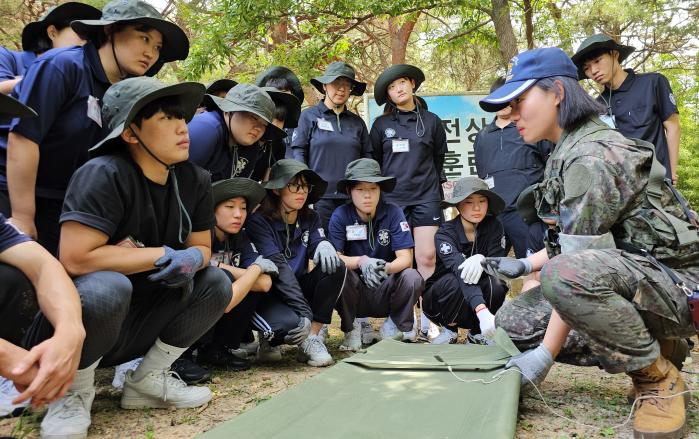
[400, 221, 410, 232]
[378, 229, 391, 246]
[669, 93, 676, 106]
[385, 128, 396, 139]
[563, 163, 592, 199]
[439, 242, 453, 255]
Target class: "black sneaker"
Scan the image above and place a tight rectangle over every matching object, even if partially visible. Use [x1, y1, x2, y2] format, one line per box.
[199, 345, 251, 371]
[170, 357, 211, 384]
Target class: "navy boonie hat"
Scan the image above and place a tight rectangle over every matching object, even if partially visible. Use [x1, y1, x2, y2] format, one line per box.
[0, 94, 37, 118]
[22, 2, 101, 52]
[479, 47, 578, 112]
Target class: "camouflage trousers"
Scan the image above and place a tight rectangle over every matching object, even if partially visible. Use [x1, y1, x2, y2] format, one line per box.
[496, 249, 696, 374]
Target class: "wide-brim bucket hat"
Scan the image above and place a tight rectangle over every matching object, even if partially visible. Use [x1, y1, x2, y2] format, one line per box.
[264, 159, 327, 205]
[260, 86, 301, 129]
[373, 64, 425, 106]
[71, 0, 189, 76]
[255, 66, 304, 103]
[440, 176, 505, 215]
[0, 94, 37, 118]
[207, 84, 287, 141]
[479, 47, 578, 112]
[515, 184, 539, 225]
[213, 177, 266, 209]
[89, 77, 204, 157]
[571, 34, 636, 80]
[22, 2, 101, 52]
[201, 79, 238, 111]
[336, 158, 396, 194]
[311, 61, 366, 97]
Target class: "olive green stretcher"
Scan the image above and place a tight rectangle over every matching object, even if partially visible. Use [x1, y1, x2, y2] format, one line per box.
[199, 329, 522, 439]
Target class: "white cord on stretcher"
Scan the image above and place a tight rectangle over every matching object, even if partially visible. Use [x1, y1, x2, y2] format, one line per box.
[444, 364, 696, 431]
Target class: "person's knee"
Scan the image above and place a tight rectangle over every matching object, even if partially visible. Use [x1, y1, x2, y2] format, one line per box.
[402, 268, 425, 291]
[195, 266, 233, 312]
[494, 299, 519, 334]
[76, 271, 132, 324]
[540, 252, 590, 306]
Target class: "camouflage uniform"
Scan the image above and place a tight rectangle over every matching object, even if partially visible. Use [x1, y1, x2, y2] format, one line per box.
[496, 117, 699, 373]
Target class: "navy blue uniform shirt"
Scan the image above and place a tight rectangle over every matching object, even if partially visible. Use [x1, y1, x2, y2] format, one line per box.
[328, 201, 414, 262]
[291, 102, 372, 199]
[0, 213, 31, 253]
[246, 210, 326, 279]
[212, 229, 259, 268]
[188, 110, 275, 183]
[370, 108, 447, 206]
[4, 43, 111, 199]
[474, 119, 551, 210]
[429, 215, 505, 308]
[598, 69, 678, 175]
[0, 47, 37, 176]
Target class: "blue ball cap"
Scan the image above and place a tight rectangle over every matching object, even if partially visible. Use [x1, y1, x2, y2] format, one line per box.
[479, 47, 578, 112]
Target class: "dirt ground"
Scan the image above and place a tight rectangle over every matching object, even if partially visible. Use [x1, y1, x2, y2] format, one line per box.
[2, 322, 698, 439]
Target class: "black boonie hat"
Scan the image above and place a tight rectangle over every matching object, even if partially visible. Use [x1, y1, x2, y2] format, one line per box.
[260, 86, 301, 129]
[202, 79, 238, 111]
[89, 77, 204, 157]
[71, 0, 189, 77]
[0, 94, 37, 118]
[22, 2, 101, 53]
[213, 177, 266, 208]
[255, 66, 304, 103]
[373, 64, 425, 106]
[516, 184, 538, 225]
[263, 159, 327, 205]
[440, 176, 505, 215]
[311, 61, 366, 97]
[336, 158, 396, 194]
[571, 34, 635, 80]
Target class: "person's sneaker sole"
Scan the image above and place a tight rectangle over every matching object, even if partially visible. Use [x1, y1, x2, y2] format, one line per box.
[120, 387, 212, 410]
[633, 423, 686, 439]
[41, 431, 88, 439]
[338, 343, 361, 352]
[296, 351, 334, 367]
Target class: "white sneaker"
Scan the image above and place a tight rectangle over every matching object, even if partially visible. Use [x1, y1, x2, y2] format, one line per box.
[40, 388, 94, 439]
[380, 317, 402, 341]
[120, 370, 212, 409]
[230, 340, 260, 359]
[402, 327, 418, 343]
[298, 335, 333, 367]
[0, 376, 29, 418]
[256, 338, 283, 362]
[318, 325, 329, 343]
[339, 321, 362, 351]
[431, 327, 457, 345]
[360, 321, 380, 345]
[112, 357, 143, 390]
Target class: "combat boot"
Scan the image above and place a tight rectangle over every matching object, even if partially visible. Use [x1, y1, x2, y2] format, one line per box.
[627, 339, 690, 404]
[627, 356, 687, 439]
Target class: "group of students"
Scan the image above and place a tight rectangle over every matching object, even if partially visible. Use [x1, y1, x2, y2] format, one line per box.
[0, 1, 694, 439]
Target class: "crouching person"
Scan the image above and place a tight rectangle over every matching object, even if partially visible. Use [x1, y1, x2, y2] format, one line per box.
[329, 159, 422, 349]
[246, 159, 346, 367]
[423, 177, 508, 344]
[24, 78, 232, 438]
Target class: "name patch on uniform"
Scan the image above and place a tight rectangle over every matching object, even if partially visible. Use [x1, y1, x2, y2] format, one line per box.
[346, 224, 367, 241]
[378, 229, 390, 246]
[400, 221, 410, 232]
[439, 242, 453, 255]
[392, 139, 409, 153]
[87, 95, 102, 127]
[317, 118, 334, 131]
[385, 128, 396, 139]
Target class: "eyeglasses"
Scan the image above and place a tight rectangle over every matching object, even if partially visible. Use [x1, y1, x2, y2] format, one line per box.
[329, 79, 354, 91]
[287, 182, 314, 193]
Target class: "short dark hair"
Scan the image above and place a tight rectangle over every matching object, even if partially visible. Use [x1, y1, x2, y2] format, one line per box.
[273, 103, 288, 122]
[264, 77, 292, 92]
[89, 22, 162, 49]
[534, 76, 606, 131]
[257, 174, 312, 220]
[131, 95, 186, 128]
[490, 77, 506, 93]
[32, 20, 73, 53]
[580, 48, 614, 65]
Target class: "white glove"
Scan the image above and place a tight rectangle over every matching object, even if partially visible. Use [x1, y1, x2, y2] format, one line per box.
[458, 254, 485, 284]
[476, 308, 496, 339]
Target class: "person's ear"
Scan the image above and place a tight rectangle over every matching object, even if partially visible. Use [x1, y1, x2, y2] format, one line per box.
[409, 78, 416, 91]
[553, 80, 565, 106]
[120, 126, 139, 146]
[272, 188, 280, 196]
[46, 25, 59, 42]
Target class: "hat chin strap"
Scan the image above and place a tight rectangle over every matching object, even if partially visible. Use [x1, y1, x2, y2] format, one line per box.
[130, 126, 192, 244]
[111, 40, 128, 80]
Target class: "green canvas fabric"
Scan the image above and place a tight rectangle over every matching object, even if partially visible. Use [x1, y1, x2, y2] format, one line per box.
[199, 329, 521, 439]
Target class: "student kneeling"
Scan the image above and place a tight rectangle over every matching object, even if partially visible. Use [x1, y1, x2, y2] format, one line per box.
[23, 78, 232, 438]
[329, 158, 423, 349]
[423, 177, 508, 344]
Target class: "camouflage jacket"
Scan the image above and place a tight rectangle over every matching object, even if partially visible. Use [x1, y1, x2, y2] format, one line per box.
[533, 117, 699, 280]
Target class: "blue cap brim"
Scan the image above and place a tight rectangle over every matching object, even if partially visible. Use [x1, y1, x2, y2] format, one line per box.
[479, 78, 537, 112]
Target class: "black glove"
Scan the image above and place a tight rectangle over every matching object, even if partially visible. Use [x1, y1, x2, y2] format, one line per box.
[481, 257, 532, 280]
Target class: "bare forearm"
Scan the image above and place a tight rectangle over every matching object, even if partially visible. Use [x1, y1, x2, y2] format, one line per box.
[221, 264, 270, 292]
[663, 116, 680, 179]
[526, 248, 550, 272]
[338, 253, 362, 270]
[7, 133, 38, 220]
[542, 310, 570, 359]
[61, 245, 166, 277]
[33, 257, 85, 338]
[0, 78, 21, 95]
[386, 252, 412, 274]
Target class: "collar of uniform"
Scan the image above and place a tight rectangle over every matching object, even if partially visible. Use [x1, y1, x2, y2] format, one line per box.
[446, 216, 471, 247]
[604, 68, 636, 94]
[354, 200, 388, 224]
[556, 117, 609, 153]
[486, 118, 516, 133]
[272, 214, 306, 239]
[317, 101, 350, 117]
[84, 42, 110, 87]
[390, 108, 418, 124]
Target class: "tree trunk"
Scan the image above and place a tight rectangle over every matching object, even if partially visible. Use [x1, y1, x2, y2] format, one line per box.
[489, 0, 518, 65]
[387, 14, 419, 65]
[523, 0, 534, 49]
[271, 16, 289, 46]
[544, 1, 573, 53]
